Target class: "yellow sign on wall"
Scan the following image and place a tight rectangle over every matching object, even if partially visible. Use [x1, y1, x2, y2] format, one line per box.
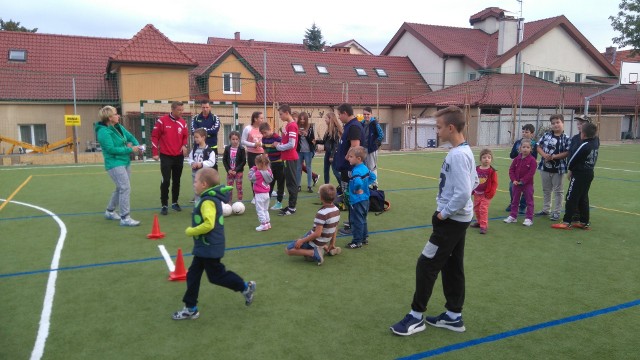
[65, 115, 81, 126]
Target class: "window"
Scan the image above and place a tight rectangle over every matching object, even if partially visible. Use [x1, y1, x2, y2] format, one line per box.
[223, 123, 244, 146]
[19, 124, 47, 146]
[292, 64, 305, 73]
[575, 73, 582, 83]
[375, 68, 387, 77]
[468, 72, 477, 81]
[223, 73, 241, 94]
[530, 70, 554, 81]
[355, 68, 367, 76]
[9, 49, 27, 61]
[316, 65, 328, 74]
[379, 123, 388, 144]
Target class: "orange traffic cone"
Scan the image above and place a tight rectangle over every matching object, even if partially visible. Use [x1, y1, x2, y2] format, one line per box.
[169, 248, 187, 281]
[146, 214, 165, 239]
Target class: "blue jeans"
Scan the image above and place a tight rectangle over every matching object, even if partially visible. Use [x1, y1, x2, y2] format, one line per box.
[350, 200, 369, 244]
[297, 152, 314, 188]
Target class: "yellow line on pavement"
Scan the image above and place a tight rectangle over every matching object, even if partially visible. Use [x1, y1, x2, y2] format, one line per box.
[591, 205, 640, 216]
[0, 175, 32, 212]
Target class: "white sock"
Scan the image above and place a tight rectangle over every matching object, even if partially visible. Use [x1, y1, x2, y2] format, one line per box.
[409, 310, 423, 320]
[446, 311, 461, 319]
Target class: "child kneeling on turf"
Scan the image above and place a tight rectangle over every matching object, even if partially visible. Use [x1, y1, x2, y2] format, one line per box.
[172, 168, 256, 320]
[285, 184, 341, 265]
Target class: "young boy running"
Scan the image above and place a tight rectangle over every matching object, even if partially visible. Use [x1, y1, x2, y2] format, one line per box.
[172, 168, 256, 320]
[390, 106, 478, 336]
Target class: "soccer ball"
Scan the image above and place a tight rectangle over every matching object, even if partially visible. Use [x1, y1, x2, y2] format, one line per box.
[231, 201, 245, 215]
[222, 203, 232, 217]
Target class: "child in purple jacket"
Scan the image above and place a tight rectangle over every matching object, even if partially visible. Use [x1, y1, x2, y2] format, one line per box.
[504, 139, 537, 226]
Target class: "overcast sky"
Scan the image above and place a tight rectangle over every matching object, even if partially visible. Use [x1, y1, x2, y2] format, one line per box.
[3, 0, 626, 55]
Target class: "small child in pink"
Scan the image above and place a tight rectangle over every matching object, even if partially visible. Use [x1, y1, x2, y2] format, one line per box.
[249, 154, 273, 231]
[471, 149, 498, 234]
[504, 139, 537, 226]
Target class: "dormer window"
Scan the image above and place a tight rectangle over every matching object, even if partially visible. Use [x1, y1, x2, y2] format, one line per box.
[355, 68, 367, 76]
[292, 64, 305, 73]
[9, 49, 27, 62]
[374, 68, 387, 77]
[316, 65, 328, 74]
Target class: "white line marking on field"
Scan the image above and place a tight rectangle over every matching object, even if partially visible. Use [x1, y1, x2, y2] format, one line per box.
[158, 245, 175, 272]
[1, 199, 67, 360]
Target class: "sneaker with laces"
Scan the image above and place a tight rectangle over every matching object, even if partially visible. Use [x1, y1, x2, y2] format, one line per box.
[312, 175, 319, 186]
[505, 205, 512, 212]
[171, 203, 182, 212]
[522, 219, 533, 227]
[362, 237, 369, 245]
[551, 222, 572, 230]
[470, 222, 480, 228]
[172, 306, 199, 320]
[327, 247, 342, 256]
[242, 281, 256, 306]
[425, 312, 466, 332]
[390, 314, 426, 336]
[535, 210, 550, 217]
[479, 228, 487, 234]
[104, 210, 120, 220]
[503, 216, 517, 223]
[255, 223, 270, 231]
[278, 207, 296, 216]
[160, 206, 168, 215]
[346, 242, 362, 249]
[308, 186, 313, 193]
[338, 227, 352, 235]
[313, 247, 324, 266]
[270, 201, 283, 210]
[120, 216, 141, 227]
[549, 212, 560, 221]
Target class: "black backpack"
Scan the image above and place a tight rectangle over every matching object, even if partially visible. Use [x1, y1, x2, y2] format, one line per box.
[369, 187, 390, 215]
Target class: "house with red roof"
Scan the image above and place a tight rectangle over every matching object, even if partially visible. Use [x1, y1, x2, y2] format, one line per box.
[381, 7, 618, 91]
[0, 24, 428, 157]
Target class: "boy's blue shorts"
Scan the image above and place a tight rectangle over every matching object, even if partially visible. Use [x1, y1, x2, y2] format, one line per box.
[286, 230, 315, 250]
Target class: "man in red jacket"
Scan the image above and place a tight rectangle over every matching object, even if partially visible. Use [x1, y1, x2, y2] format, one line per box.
[152, 101, 189, 215]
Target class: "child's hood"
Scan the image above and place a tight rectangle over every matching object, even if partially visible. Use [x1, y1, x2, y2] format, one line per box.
[201, 185, 233, 203]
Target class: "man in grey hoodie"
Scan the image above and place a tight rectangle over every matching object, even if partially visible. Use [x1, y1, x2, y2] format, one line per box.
[390, 106, 478, 336]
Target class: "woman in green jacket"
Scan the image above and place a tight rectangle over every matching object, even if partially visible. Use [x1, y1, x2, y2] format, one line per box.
[95, 106, 141, 226]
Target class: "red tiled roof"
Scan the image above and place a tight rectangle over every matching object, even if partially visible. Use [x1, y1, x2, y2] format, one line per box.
[107, 24, 197, 71]
[227, 46, 429, 105]
[469, 7, 507, 25]
[0, 31, 123, 101]
[602, 49, 640, 73]
[411, 73, 638, 109]
[382, 16, 617, 76]
[330, 39, 373, 55]
[207, 36, 306, 51]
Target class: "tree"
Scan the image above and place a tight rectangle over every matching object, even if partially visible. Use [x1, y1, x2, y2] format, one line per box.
[0, 18, 38, 32]
[610, 0, 640, 54]
[304, 23, 325, 51]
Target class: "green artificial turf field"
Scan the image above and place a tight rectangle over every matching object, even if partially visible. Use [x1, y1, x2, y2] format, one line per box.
[1, 143, 638, 359]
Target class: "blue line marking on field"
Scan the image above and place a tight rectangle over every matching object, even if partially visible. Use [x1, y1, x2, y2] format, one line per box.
[396, 298, 640, 360]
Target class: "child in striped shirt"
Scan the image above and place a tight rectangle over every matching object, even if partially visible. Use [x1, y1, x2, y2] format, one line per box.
[285, 184, 341, 266]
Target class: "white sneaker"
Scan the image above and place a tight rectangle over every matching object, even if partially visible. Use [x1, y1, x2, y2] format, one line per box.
[503, 216, 517, 223]
[523, 219, 533, 227]
[255, 223, 269, 231]
[251, 198, 256, 205]
[120, 216, 141, 227]
[104, 210, 120, 220]
[271, 191, 277, 197]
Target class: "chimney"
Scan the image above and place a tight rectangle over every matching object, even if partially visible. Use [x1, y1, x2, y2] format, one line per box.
[497, 15, 518, 56]
[234, 32, 240, 41]
[604, 46, 617, 64]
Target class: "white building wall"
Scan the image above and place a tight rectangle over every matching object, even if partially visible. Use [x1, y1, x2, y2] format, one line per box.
[387, 33, 445, 90]
[519, 27, 609, 81]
